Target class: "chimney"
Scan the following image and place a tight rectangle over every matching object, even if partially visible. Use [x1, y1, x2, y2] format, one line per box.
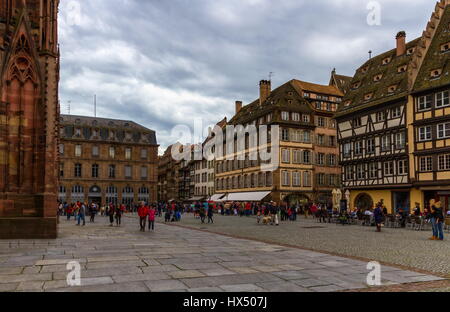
[259, 80, 271, 106]
[396, 31, 406, 57]
[235, 101, 243, 114]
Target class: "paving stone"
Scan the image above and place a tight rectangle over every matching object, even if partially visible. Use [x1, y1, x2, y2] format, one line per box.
[112, 272, 171, 284]
[0, 273, 52, 284]
[16, 281, 44, 291]
[291, 278, 332, 288]
[251, 266, 281, 273]
[0, 283, 19, 292]
[272, 270, 314, 281]
[87, 255, 140, 263]
[256, 281, 312, 292]
[145, 279, 188, 292]
[310, 285, 346, 292]
[187, 287, 224, 292]
[200, 268, 237, 277]
[35, 259, 86, 266]
[176, 263, 223, 270]
[141, 265, 180, 273]
[275, 265, 305, 271]
[318, 260, 351, 268]
[230, 267, 260, 274]
[43, 280, 70, 290]
[0, 267, 23, 275]
[86, 260, 145, 270]
[22, 266, 42, 274]
[219, 284, 265, 292]
[168, 270, 206, 279]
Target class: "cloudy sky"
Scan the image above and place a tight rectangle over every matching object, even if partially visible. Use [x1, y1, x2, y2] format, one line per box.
[58, 0, 434, 154]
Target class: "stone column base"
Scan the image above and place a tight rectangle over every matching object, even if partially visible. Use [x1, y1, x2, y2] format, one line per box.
[0, 218, 57, 239]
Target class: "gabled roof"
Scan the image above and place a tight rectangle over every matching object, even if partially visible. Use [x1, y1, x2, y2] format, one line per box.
[229, 79, 339, 125]
[329, 70, 353, 94]
[336, 37, 421, 117]
[413, 4, 450, 92]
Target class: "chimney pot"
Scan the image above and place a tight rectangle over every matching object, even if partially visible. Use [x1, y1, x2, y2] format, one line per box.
[259, 80, 271, 106]
[396, 31, 406, 56]
[235, 101, 243, 114]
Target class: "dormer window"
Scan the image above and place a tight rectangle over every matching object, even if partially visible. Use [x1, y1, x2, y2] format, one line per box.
[431, 69, 442, 79]
[388, 84, 398, 93]
[303, 92, 310, 98]
[361, 66, 369, 73]
[288, 100, 293, 105]
[344, 100, 352, 107]
[352, 81, 361, 89]
[407, 47, 416, 55]
[397, 65, 407, 73]
[382, 57, 392, 65]
[288, 92, 294, 96]
[440, 42, 450, 53]
[374, 74, 383, 82]
[364, 93, 374, 101]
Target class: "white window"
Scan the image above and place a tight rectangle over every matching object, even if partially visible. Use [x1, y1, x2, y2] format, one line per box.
[329, 120, 336, 129]
[303, 151, 311, 164]
[355, 141, 363, 155]
[398, 160, 408, 175]
[391, 107, 401, 118]
[318, 117, 326, 127]
[282, 171, 291, 186]
[293, 150, 302, 164]
[369, 163, 378, 179]
[125, 166, 132, 178]
[395, 132, 406, 149]
[384, 161, 394, 176]
[267, 114, 272, 122]
[381, 136, 391, 151]
[302, 115, 310, 123]
[438, 154, 450, 171]
[436, 91, 450, 108]
[437, 122, 450, 139]
[376, 112, 385, 122]
[141, 166, 148, 179]
[418, 95, 432, 111]
[303, 171, 312, 187]
[293, 172, 301, 186]
[420, 156, 433, 172]
[345, 166, 354, 180]
[343, 143, 352, 157]
[419, 126, 432, 141]
[316, 153, 325, 165]
[367, 139, 375, 154]
[281, 111, 290, 121]
[282, 149, 290, 163]
[281, 129, 289, 141]
[357, 164, 365, 180]
[292, 113, 300, 122]
[329, 154, 336, 166]
[92, 146, 99, 157]
[125, 148, 132, 160]
[303, 131, 311, 143]
[109, 147, 115, 159]
[75, 145, 82, 157]
[141, 148, 148, 159]
[59, 144, 64, 155]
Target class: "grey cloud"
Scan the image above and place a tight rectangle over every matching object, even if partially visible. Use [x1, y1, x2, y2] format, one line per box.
[59, 0, 434, 152]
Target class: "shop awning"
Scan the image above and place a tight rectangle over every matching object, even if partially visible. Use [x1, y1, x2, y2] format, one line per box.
[224, 191, 271, 202]
[209, 194, 225, 201]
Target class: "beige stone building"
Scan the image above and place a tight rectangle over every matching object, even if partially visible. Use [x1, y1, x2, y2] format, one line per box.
[59, 115, 158, 207]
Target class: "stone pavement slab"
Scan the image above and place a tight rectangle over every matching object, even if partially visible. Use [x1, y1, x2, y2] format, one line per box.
[0, 215, 446, 292]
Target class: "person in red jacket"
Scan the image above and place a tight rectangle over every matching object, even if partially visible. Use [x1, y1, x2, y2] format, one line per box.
[148, 205, 156, 232]
[138, 202, 149, 232]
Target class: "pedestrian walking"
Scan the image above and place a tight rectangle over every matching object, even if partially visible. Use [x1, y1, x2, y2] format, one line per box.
[199, 206, 206, 224]
[148, 206, 156, 231]
[77, 203, 86, 226]
[115, 204, 123, 227]
[109, 204, 115, 226]
[138, 202, 148, 232]
[374, 202, 384, 232]
[207, 206, 214, 224]
[429, 200, 444, 241]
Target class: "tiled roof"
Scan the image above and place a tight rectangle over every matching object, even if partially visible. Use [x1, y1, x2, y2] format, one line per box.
[229, 79, 332, 125]
[60, 114, 157, 145]
[413, 5, 450, 92]
[336, 37, 421, 117]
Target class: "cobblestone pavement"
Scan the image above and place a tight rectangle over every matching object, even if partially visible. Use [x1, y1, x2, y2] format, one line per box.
[0, 214, 446, 292]
[174, 214, 450, 276]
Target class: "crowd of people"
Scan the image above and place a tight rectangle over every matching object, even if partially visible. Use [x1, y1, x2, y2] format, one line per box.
[58, 197, 447, 241]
